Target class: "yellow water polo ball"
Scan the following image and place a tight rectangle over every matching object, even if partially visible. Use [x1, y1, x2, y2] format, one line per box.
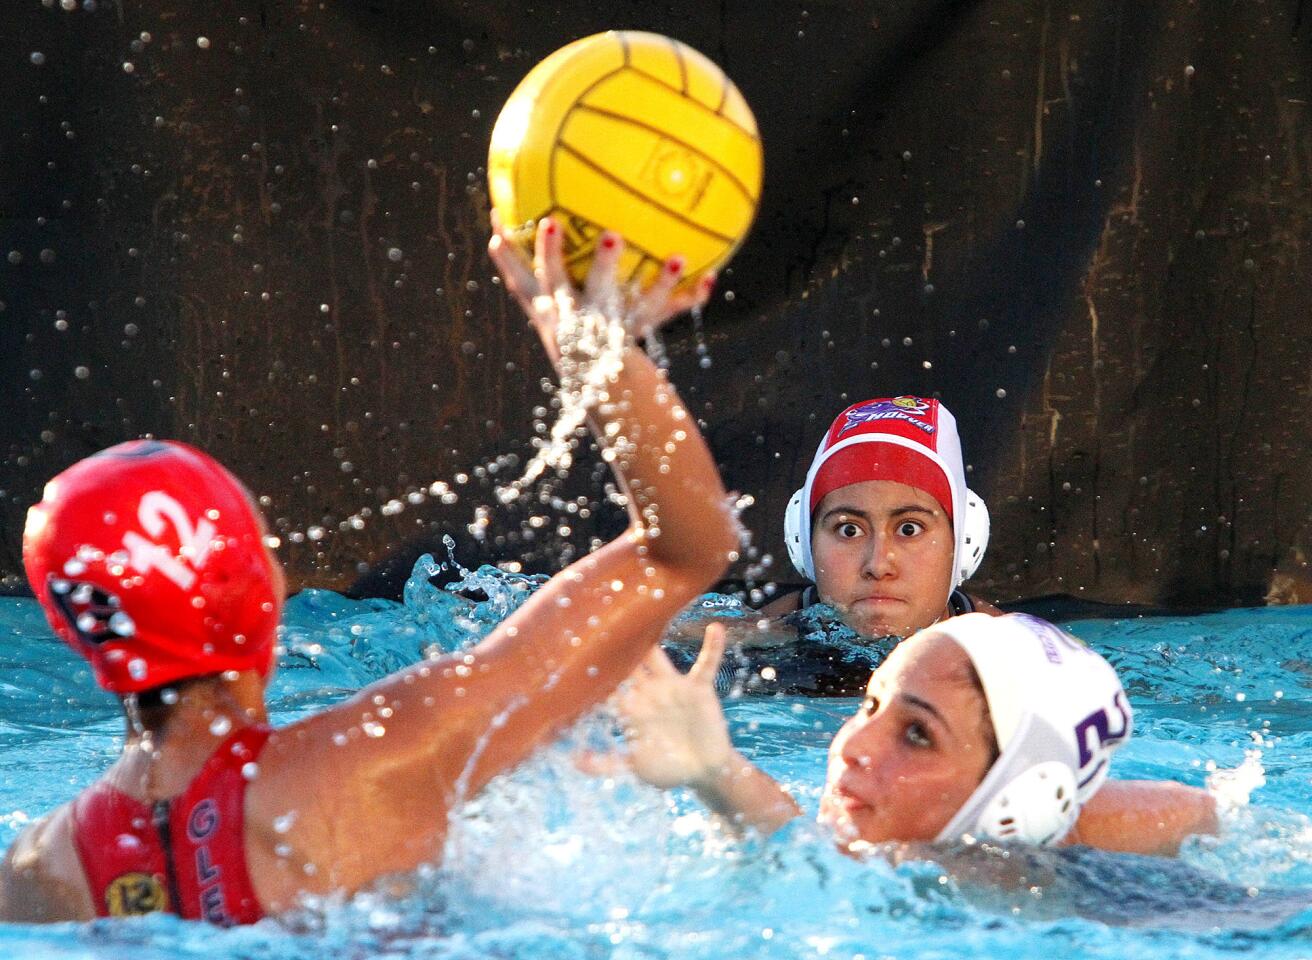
[488, 31, 763, 289]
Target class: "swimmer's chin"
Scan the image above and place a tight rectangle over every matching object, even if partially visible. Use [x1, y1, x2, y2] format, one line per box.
[818, 801, 871, 851]
[819, 801, 920, 858]
[825, 826, 908, 861]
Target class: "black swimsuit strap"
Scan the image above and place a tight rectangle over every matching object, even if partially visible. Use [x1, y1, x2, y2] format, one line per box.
[948, 588, 975, 616]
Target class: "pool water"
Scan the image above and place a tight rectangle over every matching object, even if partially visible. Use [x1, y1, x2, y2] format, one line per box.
[2, 558, 1311, 959]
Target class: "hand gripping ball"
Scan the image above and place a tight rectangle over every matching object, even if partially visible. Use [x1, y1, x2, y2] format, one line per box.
[488, 31, 762, 289]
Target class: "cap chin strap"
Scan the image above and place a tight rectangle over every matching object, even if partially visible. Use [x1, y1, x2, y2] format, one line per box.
[784, 486, 991, 586]
[934, 716, 1080, 847]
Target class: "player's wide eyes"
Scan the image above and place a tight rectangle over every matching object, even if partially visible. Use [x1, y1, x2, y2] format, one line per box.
[838, 522, 862, 538]
[897, 520, 922, 537]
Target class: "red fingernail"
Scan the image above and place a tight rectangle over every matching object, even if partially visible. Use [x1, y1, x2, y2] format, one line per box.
[544, 220, 557, 236]
[701, 273, 717, 289]
[666, 255, 685, 274]
[600, 233, 618, 250]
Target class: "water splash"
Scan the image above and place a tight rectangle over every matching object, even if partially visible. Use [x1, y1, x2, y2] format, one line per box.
[1207, 748, 1268, 814]
[495, 292, 628, 506]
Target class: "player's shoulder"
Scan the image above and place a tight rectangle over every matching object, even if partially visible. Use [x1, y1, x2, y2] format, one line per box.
[0, 802, 94, 922]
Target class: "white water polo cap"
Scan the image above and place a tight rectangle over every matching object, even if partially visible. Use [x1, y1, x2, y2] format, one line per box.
[932, 613, 1132, 846]
[784, 397, 989, 587]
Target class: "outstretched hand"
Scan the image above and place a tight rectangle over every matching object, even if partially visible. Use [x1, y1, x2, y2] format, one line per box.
[612, 623, 735, 790]
[487, 212, 716, 364]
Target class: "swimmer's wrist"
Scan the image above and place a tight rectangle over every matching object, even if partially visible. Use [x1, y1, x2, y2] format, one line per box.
[688, 748, 747, 797]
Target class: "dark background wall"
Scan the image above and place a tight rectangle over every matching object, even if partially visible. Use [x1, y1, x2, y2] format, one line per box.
[2, 0, 1309, 607]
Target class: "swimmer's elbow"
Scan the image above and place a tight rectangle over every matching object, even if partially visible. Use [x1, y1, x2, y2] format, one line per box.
[1185, 784, 1221, 837]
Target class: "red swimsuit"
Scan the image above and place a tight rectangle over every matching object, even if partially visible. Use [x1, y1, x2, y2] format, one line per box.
[71, 726, 271, 924]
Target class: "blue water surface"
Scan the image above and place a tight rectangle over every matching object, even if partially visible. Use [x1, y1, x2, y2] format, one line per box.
[2, 558, 1311, 959]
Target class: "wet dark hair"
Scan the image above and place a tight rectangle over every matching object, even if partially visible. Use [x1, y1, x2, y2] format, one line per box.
[962, 659, 1001, 769]
[123, 676, 211, 733]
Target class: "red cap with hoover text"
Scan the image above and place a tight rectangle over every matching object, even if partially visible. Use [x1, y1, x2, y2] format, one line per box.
[793, 396, 967, 584]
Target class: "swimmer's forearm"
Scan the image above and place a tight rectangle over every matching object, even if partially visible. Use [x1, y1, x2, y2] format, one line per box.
[582, 343, 738, 571]
[690, 749, 803, 836]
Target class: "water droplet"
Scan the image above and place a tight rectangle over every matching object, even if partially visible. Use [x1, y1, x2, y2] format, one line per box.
[209, 715, 232, 737]
[30, 52, 46, 66]
[196, 36, 210, 49]
[387, 247, 403, 262]
[127, 658, 148, 680]
[241, 762, 259, 780]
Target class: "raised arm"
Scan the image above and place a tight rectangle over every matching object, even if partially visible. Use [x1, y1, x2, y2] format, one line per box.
[249, 222, 739, 904]
[614, 624, 802, 835]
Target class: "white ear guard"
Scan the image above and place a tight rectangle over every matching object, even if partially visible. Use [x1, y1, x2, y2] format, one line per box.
[935, 716, 1080, 847]
[784, 487, 809, 579]
[958, 487, 990, 584]
[783, 484, 991, 586]
[976, 761, 1079, 846]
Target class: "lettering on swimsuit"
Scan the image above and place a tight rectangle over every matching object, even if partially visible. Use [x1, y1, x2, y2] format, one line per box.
[187, 799, 230, 924]
[839, 397, 934, 436]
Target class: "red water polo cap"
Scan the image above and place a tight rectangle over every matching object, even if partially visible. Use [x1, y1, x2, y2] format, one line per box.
[22, 441, 284, 695]
[808, 397, 959, 519]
